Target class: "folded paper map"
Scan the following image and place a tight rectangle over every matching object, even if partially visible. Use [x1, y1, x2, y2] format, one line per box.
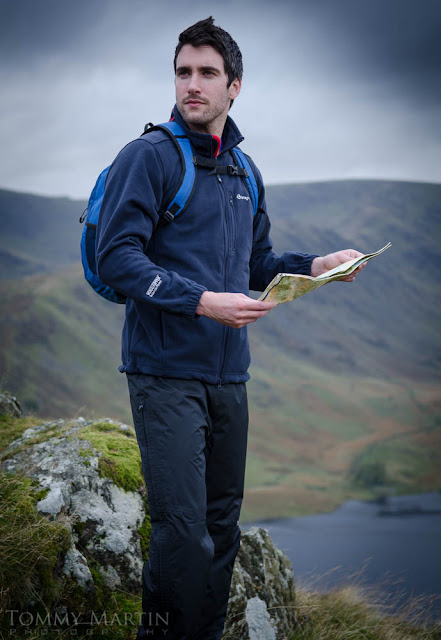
[258, 242, 392, 304]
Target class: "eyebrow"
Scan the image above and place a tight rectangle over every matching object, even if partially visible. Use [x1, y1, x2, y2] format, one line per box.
[176, 65, 221, 75]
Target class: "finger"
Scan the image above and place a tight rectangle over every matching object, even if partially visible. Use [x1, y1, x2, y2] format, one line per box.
[236, 307, 275, 324]
[240, 309, 273, 322]
[346, 249, 365, 259]
[241, 301, 277, 312]
[339, 275, 356, 282]
[250, 299, 277, 309]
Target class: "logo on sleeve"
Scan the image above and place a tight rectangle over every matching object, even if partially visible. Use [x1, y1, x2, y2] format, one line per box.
[146, 275, 162, 297]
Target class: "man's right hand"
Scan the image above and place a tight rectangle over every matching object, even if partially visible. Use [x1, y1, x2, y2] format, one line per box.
[196, 291, 277, 328]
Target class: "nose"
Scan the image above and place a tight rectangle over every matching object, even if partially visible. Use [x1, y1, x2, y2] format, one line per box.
[187, 73, 201, 94]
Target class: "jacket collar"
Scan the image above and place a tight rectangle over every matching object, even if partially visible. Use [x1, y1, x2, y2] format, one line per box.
[170, 105, 244, 158]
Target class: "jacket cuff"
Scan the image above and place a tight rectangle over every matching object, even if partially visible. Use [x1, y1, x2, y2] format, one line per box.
[184, 284, 207, 318]
[306, 254, 321, 276]
[283, 252, 320, 276]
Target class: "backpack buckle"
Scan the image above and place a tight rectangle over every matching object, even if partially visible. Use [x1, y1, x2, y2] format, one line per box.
[162, 210, 174, 223]
[228, 165, 239, 176]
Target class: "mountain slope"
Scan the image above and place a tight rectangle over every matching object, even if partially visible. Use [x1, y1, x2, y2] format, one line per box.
[0, 188, 86, 274]
[0, 267, 126, 418]
[2, 180, 439, 380]
[258, 179, 441, 381]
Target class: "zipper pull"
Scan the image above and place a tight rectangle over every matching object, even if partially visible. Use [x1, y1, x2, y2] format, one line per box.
[217, 378, 223, 390]
[217, 174, 222, 183]
[138, 401, 144, 412]
[79, 207, 88, 223]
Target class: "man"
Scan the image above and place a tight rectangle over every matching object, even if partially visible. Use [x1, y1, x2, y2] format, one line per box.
[96, 16, 365, 640]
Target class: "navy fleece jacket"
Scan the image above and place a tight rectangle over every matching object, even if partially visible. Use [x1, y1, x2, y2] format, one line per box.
[96, 106, 318, 383]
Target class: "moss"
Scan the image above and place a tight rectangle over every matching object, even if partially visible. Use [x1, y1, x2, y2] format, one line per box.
[76, 421, 152, 563]
[91, 420, 127, 432]
[88, 559, 106, 609]
[32, 485, 50, 502]
[96, 590, 143, 638]
[78, 449, 95, 457]
[71, 589, 143, 640]
[78, 448, 95, 467]
[59, 574, 99, 619]
[76, 421, 144, 493]
[138, 489, 151, 561]
[46, 560, 143, 639]
[80, 422, 152, 560]
[0, 418, 71, 462]
[73, 520, 87, 537]
[0, 413, 42, 453]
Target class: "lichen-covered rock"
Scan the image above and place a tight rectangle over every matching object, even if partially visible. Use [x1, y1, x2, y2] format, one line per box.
[223, 526, 297, 640]
[2, 410, 297, 638]
[1, 417, 146, 594]
[0, 391, 22, 417]
[62, 546, 95, 592]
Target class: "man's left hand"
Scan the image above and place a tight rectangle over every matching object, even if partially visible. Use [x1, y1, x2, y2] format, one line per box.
[310, 249, 366, 282]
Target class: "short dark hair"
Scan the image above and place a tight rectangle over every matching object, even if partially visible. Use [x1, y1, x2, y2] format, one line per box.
[174, 16, 243, 86]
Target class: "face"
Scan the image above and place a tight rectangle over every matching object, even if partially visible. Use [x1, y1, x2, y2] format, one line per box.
[175, 44, 241, 136]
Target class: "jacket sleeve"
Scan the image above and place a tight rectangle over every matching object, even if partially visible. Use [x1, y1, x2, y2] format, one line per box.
[96, 138, 206, 317]
[248, 158, 319, 292]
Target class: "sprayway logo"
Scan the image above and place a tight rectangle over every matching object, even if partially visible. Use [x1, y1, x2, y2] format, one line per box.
[236, 194, 250, 201]
[146, 275, 162, 297]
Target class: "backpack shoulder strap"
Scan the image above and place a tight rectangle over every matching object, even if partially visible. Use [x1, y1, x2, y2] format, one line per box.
[231, 148, 259, 216]
[80, 120, 196, 305]
[142, 121, 196, 223]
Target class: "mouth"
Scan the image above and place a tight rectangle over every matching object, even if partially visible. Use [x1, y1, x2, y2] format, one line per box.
[185, 99, 206, 106]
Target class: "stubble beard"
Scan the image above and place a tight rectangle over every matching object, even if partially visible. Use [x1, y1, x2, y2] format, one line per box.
[180, 97, 230, 134]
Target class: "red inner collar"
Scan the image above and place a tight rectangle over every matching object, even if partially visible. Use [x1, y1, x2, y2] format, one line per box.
[212, 135, 222, 158]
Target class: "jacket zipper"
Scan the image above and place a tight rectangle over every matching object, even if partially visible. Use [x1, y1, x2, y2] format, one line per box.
[216, 173, 230, 389]
[228, 192, 236, 251]
[218, 191, 237, 387]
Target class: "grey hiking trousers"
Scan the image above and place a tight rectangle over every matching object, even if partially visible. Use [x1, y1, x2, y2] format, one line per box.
[127, 374, 249, 640]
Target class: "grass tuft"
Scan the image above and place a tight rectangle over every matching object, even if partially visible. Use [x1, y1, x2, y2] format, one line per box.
[287, 583, 441, 640]
[0, 469, 72, 631]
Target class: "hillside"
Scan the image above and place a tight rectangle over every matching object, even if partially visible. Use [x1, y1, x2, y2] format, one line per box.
[0, 189, 84, 275]
[1, 180, 440, 519]
[1, 180, 439, 380]
[260, 180, 441, 381]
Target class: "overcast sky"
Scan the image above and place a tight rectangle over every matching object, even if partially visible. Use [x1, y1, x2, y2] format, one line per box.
[1, 0, 440, 199]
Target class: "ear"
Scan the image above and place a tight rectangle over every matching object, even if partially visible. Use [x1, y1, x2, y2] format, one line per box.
[228, 78, 242, 101]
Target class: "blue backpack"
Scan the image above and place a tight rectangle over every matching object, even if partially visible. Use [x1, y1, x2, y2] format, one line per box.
[80, 120, 258, 304]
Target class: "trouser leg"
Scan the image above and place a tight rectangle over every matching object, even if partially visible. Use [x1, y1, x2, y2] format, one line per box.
[127, 374, 214, 640]
[193, 382, 249, 640]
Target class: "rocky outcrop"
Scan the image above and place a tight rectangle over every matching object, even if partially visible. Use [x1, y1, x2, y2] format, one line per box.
[2, 416, 145, 594]
[0, 391, 22, 417]
[224, 527, 297, 640]
[1, 402, 298, 639]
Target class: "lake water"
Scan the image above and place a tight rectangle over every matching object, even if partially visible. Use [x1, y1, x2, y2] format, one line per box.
[241, 492, 441, 622]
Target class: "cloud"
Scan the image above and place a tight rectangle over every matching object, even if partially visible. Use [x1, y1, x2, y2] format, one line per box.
[0, 0, 440, 197]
